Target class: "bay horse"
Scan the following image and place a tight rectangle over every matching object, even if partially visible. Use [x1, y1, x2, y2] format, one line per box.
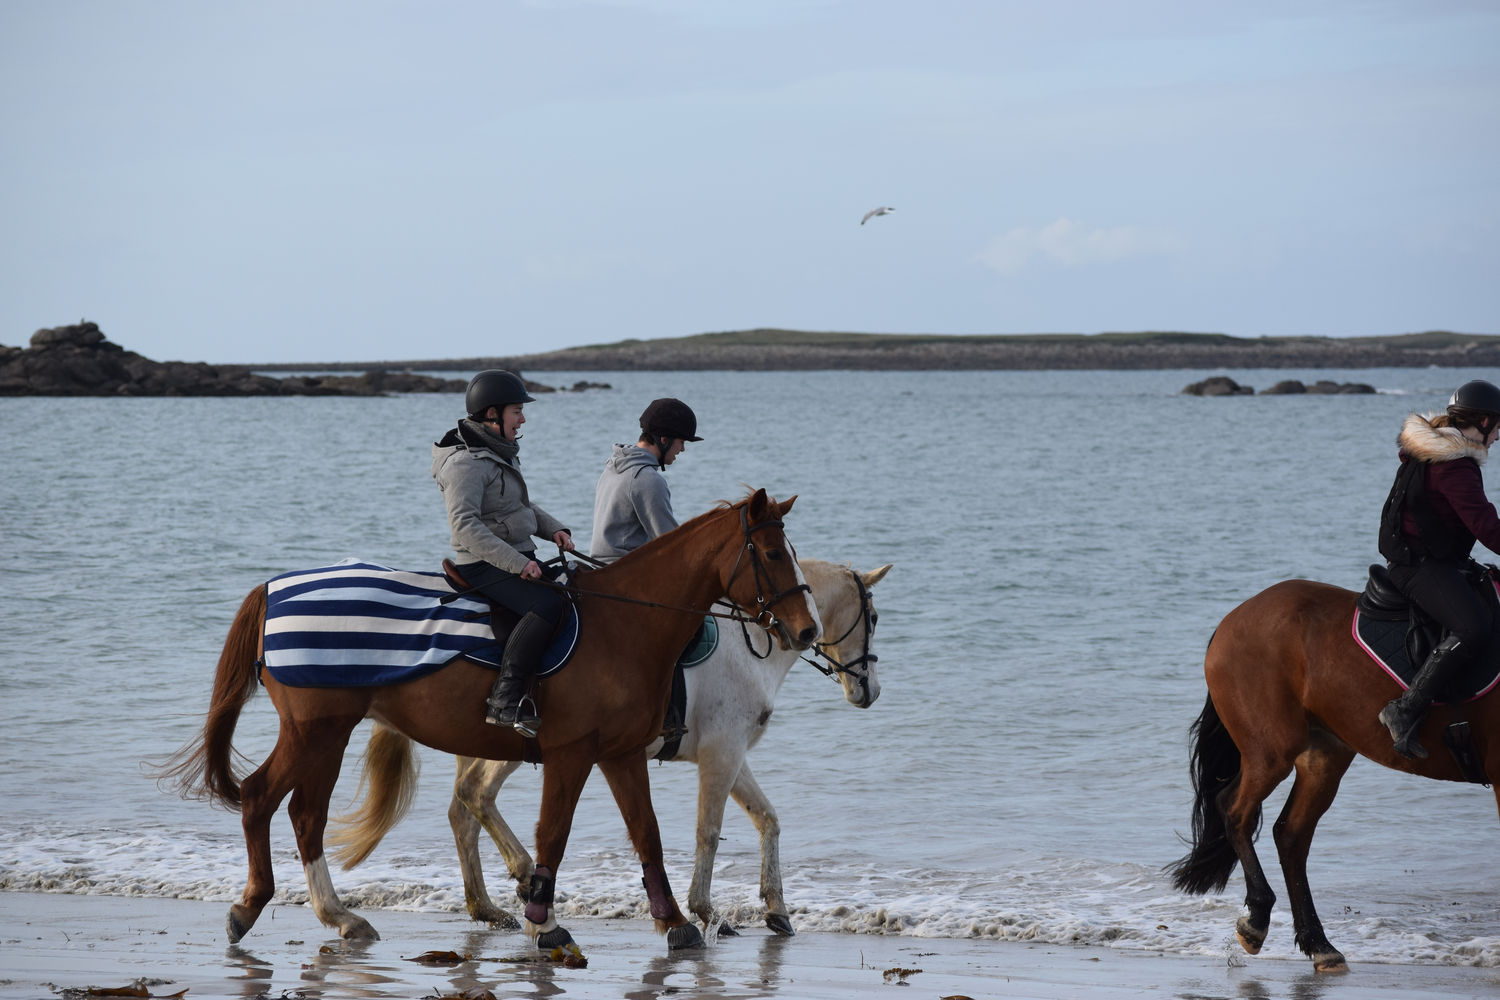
[1168, 577, 1500, 972]
[328, 558, 892, 936]
[159, 489, 820, 954]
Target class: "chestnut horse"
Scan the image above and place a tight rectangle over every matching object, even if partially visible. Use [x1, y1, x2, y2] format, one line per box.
[160, 489, 820, 954]
[1169, 577, 1500, 972]
[328, 558, 892, 936]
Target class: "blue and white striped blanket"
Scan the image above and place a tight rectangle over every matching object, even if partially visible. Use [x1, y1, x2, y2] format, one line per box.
[262, 559, 504, 688]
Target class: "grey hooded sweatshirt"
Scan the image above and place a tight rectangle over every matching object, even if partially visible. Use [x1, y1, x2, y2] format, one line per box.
[590, 443, 678, 563]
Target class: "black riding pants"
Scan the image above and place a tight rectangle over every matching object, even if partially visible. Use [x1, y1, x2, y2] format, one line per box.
[1388, 557, 1492, 653]
[456, 557, 566, 627]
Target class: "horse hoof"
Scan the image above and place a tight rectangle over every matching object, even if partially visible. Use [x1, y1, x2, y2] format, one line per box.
[226, 904, 256, 943]
[470, 903, 521, 930]
[667, 923, 705, 950]
[765, 913, 795, 937]
[1234, 917, 1265, 955]
[715, 921, 740, 938]
[340, 917, 380, 941]
[1313, 951, 1349, 974]
[536, 926, 575, 951]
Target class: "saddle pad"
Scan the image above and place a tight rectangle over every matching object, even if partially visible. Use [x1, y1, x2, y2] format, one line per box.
[677, 615, 719, 668]
[1352, 596, 1500, 705]
[263, 559, 578, 687]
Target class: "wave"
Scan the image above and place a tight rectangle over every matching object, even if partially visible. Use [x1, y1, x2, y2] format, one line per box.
[4, 841, 1495, 968]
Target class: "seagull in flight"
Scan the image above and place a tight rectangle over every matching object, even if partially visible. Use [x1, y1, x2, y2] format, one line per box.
[861, 206, 894, 225]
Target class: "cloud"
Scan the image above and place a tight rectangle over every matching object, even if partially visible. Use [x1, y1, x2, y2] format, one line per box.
[978, 217, 1182, 275]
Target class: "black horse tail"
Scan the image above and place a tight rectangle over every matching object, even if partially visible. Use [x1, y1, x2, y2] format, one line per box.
[1167, 690, 1253, 895]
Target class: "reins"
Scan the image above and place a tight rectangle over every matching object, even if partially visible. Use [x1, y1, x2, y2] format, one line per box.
[443, 505, 812, 637]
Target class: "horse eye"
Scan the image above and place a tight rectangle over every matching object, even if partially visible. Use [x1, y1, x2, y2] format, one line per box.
[765, 549, 783, 561]
[870, 612, 879, 625]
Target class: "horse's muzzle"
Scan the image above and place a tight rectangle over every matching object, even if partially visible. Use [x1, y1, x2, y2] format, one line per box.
[783, 622, 819, 651]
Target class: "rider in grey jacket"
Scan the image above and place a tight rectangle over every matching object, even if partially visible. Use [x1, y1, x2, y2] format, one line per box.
[590, 398, 702, 563]
[433, 370, 574, 736]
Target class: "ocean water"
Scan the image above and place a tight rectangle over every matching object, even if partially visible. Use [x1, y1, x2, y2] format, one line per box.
[2, 367, 1497, 968]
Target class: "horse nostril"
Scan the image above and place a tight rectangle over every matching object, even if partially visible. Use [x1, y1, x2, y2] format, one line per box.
[797, 625, 818, 647]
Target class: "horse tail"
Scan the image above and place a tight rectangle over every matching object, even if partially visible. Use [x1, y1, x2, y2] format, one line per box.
[1166, 689, 1251, 895]
[153, 585, 266, 810]
[326, 722, 419, 870]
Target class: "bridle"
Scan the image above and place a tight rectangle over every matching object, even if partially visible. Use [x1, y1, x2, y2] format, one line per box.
[483, 504, 811, 640]
[723, 504, 812, 637]
[801, 569, 879, 681]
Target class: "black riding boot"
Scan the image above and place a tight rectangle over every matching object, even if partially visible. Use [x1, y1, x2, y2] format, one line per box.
[485, 612, 551, 736]
[1378, 635, 1465, 759]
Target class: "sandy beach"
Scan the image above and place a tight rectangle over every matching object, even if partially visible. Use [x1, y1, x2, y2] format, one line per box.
[0, 893, 1494, 1000]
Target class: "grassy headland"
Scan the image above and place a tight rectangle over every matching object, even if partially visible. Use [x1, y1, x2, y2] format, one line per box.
[253, 328, 1500, 372]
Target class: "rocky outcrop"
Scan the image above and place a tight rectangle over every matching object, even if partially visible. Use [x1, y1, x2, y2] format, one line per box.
[1183, 376, 1378, 396]
[0, 322, 473, 397]
[1183, 376, 1254, 396]
[1261, 379, 1376, 395]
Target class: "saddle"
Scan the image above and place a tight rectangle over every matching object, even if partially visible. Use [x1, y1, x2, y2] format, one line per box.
[1354, 562, 1500, 704]
[443, 559, 520, 644]
[441, 558, 580, 679]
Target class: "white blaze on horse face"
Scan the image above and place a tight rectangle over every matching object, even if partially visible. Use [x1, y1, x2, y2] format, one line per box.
[789, 555, 821, 649]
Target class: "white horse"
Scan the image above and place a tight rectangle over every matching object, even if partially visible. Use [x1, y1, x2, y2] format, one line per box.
[330, 558, 889, 936]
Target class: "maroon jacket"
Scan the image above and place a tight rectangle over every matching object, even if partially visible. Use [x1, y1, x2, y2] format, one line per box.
[1396, 413, 1500, 559]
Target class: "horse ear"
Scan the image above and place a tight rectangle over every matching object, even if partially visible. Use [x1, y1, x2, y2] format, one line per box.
[776, 494, 797, 517]
[862, 563, 892, 588]
[747, 487, 769, 516]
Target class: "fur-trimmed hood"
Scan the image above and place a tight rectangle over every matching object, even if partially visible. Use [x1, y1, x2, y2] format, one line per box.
[1398, 412, 1489, 466]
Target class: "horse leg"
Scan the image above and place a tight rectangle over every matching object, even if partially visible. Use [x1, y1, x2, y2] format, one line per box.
[527, 753, 592, 953]
[597, 754, 705, 951]
[451, 756, 529, 927]
[683, 746, 745, 935]
[726, 761, 793, 936]
[1272, 736, 1355, 973]
[286, 717, 378, 940]
[228, 744, 296, 942]
[1218, 752, 1293, 955]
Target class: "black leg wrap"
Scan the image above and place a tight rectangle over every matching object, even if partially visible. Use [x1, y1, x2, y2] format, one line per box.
[525, 865, 555, 925]
[641, 862, 675, 920]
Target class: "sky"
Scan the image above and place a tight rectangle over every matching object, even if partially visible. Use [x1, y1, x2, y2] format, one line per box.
[2, 0, 1497, 364]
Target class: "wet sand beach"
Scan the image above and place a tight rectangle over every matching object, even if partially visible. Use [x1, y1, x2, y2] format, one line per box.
[2, 893, 1496, 1000]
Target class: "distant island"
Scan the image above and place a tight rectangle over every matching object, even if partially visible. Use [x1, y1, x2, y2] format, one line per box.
[5, 324, 1498, 397]
[249, 328, 1500, 373]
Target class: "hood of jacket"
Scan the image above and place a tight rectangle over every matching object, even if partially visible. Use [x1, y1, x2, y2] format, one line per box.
[430, 419, 519, 477]
[1398, 412, 1489, 466]
[604, 443, 661, 474]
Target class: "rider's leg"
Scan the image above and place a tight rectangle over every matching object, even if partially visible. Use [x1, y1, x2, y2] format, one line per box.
[456, 560, 564, 737]
[1380, 559, 1488, 759]
[486, 611, 551, 735]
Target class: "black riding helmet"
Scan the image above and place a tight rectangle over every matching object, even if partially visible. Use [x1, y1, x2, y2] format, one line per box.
[639, 398, 703, 443]
[466, 370, 534, 418]
[1447, 379, 1500, 436]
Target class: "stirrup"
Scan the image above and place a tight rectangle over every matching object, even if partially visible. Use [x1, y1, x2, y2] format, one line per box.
[485, 708, 539, 737]
[1379, 702, 1427, 759]
[487, 693, 540, 737]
